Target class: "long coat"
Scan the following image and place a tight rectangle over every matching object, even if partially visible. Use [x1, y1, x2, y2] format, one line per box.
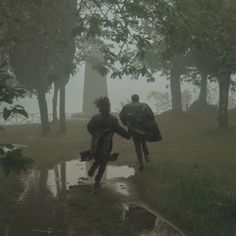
[119, 102, 162, 142]
[87, 112, 129, 161]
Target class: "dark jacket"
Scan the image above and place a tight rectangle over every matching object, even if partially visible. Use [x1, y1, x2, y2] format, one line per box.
[87, 112, 130, 161]
[119, 102, 162, 142]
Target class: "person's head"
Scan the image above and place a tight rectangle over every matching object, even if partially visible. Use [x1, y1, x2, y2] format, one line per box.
[131, 94, 139, 103]
[94, 96, 110, 113]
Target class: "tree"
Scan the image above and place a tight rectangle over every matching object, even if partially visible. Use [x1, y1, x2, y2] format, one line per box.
[5, 0, 236, 129]
[189, 50, 217, 106]
[9, 0, 77, 133]
[48, 0, 77, 133]
[147, 91, 171, 114]
[145, 43, 191, 112]
[75, 1, 192, 113]
[0, 56, 33, 176]
[157, 0, 236, 127]
[0, 144, 33, 177]
[0, 55, 27, 125]
[8, 1, 53, 133]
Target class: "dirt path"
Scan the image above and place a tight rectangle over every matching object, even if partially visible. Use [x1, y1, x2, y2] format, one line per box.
[6, 159, 184, 236]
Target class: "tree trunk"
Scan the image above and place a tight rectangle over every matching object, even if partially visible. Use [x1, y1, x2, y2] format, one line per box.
[218, 76, 230, 128]
[199, 73, 208, 105]
[37, 89, 50, 133]
[170, 71, 182, 112]
[59, 83, 66, 133]
[52, 82, 59, 123]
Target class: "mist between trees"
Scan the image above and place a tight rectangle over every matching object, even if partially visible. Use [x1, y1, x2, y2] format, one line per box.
[1, 0, 236, 132]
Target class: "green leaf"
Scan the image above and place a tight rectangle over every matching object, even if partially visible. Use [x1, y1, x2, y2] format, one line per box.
[3, 108, 12, 120]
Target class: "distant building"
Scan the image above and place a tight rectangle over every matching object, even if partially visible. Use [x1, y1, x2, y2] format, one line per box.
[82, 46, 108, 115]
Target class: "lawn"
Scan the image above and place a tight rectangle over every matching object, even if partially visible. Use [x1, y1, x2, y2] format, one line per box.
[133, 109, 236, 235]
[0, 109, 236, 235]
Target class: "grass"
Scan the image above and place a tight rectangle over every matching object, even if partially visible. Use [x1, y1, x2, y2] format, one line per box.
[0, 120, 90, 168]
[0, 109, 236, 235]
[133, 109, 236, 236]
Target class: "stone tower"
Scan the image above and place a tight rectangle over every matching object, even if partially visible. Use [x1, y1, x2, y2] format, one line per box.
[82, 47, 108, 115]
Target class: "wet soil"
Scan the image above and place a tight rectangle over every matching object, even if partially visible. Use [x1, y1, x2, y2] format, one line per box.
[6, 159, 184, 236]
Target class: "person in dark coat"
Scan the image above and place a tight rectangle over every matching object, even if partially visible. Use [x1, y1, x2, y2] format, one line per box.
[87, 96, 130, 187]
[119, 94, 162, 171]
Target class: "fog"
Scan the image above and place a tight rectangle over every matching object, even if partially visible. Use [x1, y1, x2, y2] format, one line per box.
[19, 65, 165, 114]
[18, 65, 204, 115]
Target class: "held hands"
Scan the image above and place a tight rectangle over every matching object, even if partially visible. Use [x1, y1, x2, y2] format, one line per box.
[125, 131, 131, 140]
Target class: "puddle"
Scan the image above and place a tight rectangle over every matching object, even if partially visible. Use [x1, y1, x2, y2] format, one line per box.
[105, 181, 131, 196]
[113, 182, 130, 196]
[47, 160, 135, 196]
[7, 159, 183, 236]
[7, 168, 67, 236]
[123, 204, 184, 236]
[106, 165, 135, 179]
[6, 159, 135, 236]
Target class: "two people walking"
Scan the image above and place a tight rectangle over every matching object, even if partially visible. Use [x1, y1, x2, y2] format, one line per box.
[86, 95, 162, 187]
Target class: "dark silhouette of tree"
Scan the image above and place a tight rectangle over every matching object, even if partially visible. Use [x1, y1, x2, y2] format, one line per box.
[8, 2, 54, 133]
[8, 0, 76, 133]
[0, 53, 28, 125]
[190, 50, 217, 106]
[4, 0, 236, 129]
[48, 0, 77, 133]
[156, 0, 236, 128]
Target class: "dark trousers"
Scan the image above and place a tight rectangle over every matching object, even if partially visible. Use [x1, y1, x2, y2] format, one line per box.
[133, 137, 149, 167]
[88, 138, 112, 183]
[88, 158, 107, 183]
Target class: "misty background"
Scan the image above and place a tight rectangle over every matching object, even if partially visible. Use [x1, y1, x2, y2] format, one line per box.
[19, 66, 207, 115]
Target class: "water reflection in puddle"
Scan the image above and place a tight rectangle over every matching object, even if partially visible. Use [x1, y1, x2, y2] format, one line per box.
[47, 160, 135, 197]
[7, 169, 67, 236]
[7, 159, 183, 236]
[7, 159, 135, 236]
[113, 182, 130, 196]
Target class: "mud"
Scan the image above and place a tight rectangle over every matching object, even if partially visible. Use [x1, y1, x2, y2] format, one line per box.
[6, 159, 184, 236]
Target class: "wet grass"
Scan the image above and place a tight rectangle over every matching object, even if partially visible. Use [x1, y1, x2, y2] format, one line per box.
[1, 109, 236, 235]
[133, 109, 236, 236]
[0, 120, 90, 168]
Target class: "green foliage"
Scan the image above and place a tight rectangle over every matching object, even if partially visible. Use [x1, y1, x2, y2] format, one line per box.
[3, 105, 28, 121]
[8, 0, 77, 91]
[74, 0, 236, 88]
[0, 58, 28, 122]
[0, 61, 25, 103]
[161, 0, 236, 76]
[75, 0, 156, 80]
[0, 145, 34, 177]
[147, 91, 171, 114]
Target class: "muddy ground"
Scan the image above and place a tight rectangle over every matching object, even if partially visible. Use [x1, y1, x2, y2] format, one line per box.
[6, 159, 184, 236]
